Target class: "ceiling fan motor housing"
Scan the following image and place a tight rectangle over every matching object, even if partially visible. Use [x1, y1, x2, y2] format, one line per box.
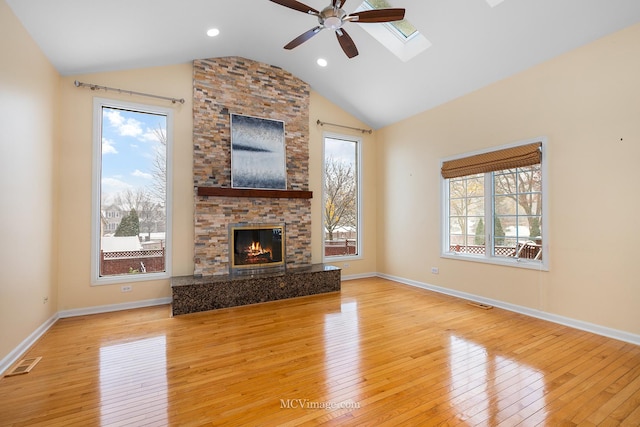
[320, 6, 346, 29]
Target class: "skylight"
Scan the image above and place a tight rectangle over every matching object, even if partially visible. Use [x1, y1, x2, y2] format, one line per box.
[364, 0, 418, 40]
[356, 0, 430, 62]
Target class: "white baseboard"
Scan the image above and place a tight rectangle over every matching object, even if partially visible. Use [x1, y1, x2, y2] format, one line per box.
[58, 297, 172, 318]
[0, 313, 59, 376]
[341, 271, 377, 281]
[377, 272, 640, 346]
[1, 297, 172, 375]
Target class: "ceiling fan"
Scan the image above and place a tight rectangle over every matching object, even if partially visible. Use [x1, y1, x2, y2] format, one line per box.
[269, 0, 406, 58]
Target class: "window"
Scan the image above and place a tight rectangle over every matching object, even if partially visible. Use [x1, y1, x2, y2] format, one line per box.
[363, 0, 418, 40]
[92, 98, 172, 284]
[323, 133, 362, 259]
[441, 139, 547, 270]
[355, 0, 431, 62]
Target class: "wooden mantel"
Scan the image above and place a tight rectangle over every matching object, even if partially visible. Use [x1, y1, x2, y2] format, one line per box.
[196, 187, 313, 199]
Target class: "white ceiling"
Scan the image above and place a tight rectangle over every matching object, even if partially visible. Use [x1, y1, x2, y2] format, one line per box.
[7, 0, 640, 129]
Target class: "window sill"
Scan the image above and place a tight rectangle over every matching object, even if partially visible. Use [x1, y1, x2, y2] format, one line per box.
[324, 254, 363, 263]
[92, 271, 170, 286]
[441, 252, 548, 271]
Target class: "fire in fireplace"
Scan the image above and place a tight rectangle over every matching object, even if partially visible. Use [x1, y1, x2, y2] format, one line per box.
[229, 223, 285, 274]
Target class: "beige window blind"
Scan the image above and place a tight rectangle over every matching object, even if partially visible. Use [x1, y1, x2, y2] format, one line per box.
[441, 142, 542, 179]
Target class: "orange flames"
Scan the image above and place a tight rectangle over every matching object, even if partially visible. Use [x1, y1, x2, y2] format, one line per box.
[247, 241, 271, 257]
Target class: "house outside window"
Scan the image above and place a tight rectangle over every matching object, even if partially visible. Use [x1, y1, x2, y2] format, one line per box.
[91, 98, 172, 284]
[441, 139, 548, 270]
[323, 133, 362, 259]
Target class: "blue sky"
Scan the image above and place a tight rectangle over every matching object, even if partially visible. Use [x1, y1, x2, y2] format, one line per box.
[101, 107, 166, 204]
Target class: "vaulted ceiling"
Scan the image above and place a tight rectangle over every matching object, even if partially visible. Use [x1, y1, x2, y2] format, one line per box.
[7, 0, 640, 129]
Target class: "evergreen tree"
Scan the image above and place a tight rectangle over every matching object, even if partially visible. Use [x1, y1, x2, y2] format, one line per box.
[494, 215, 506, 246]
[474, 219, 485, 245]
[529, 217, 541, 240]
[115, 209, 140, 237]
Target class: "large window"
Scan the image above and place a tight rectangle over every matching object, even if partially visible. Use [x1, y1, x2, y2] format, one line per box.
[323, 133, 362, 259]
[442, 139, 547, 270]
[92, 98, 172, 284]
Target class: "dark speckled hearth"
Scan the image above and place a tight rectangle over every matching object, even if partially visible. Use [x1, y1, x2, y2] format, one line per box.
[170, 264, 341, 316]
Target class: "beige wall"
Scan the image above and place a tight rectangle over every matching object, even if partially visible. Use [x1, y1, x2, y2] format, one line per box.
[57, 65, 194, 310]
[377, 22, 640, 335]
[0, 1, 60, 360]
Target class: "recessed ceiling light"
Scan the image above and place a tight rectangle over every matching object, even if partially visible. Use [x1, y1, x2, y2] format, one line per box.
[206, 28, 220, 37]
[317, 58, 328, 67]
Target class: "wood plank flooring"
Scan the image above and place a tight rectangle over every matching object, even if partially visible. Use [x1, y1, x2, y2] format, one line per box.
[1, 277, 639, 426]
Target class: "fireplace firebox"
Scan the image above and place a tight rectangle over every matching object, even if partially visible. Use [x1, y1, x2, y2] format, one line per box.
[229, 223, 285, 274]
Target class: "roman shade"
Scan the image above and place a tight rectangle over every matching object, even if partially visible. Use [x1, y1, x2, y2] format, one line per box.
[441, 142, 542, 179]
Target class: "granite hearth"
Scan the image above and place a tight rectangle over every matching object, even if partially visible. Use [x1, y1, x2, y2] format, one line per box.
[171, 264, 341, 316]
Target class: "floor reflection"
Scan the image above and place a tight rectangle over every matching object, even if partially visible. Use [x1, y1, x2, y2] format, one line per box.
[449, 335, 545, 425]
[323, 301, 361, 403]
[99, 335, 167, 426]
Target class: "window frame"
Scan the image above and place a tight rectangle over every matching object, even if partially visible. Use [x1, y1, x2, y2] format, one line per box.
[354, 1, 431, 62]
[322, 131, 363, 262]
[440, 137, 548, 271]
[362, 0, 419, 41]
[91, 97, 173, 285]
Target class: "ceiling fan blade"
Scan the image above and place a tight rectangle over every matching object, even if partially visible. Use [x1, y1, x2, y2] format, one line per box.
[335, 29, 358, 59]
[347, 8, 405, 23]
[284, 26, 323, 50]
[331, 0, 346, 8]
[269, 0, 319, 15]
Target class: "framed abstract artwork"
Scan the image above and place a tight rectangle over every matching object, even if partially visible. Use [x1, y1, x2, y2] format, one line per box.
[231, 114, 286, 190]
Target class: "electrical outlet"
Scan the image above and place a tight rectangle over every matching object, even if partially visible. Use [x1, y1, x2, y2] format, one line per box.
[43, 296, 49, 304]
[121, 285, 133, 293]
[431, 267, 439, 274]
[343, 263, 350, 268]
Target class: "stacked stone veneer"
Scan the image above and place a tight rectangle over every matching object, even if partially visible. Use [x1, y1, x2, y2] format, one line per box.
[193, 57, 311, 276]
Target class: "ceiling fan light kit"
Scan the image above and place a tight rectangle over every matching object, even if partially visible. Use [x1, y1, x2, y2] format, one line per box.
[270, 0, 406, 58]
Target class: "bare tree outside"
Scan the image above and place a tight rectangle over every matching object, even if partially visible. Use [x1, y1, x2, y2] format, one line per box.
[149, 124, 167, 204]
[494, 164, 542, 240]
[323, 136, 359, 258]
[324, 156, 356, 241]
[448, 174, 484, 247]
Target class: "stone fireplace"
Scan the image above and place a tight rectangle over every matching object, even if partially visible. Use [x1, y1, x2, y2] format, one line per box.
[192, 57, 312, 276]
[169, 57, 340, 316]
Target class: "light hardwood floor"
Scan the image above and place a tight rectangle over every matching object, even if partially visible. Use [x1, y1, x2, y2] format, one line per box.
[1, 277, 639, 426]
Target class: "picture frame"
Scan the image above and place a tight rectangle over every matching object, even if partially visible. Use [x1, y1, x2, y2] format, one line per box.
[231, 113, 286, 190]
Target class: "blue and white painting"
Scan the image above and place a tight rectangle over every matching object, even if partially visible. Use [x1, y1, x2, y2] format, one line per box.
[231, 114, 286, 190]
